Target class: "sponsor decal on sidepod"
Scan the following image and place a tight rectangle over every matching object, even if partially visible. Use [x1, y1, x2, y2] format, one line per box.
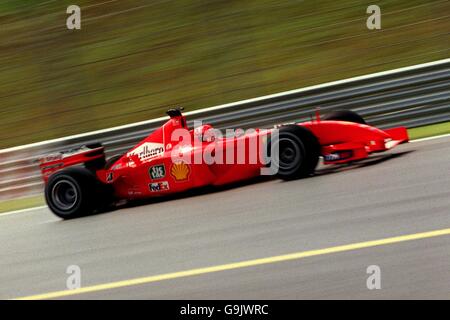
[149, 164, 166, 180]
[170, 162, 191, 182]
[149, 181, 170, 192]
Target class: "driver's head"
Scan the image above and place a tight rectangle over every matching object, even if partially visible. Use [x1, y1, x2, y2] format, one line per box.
[194, 124, 215, 142]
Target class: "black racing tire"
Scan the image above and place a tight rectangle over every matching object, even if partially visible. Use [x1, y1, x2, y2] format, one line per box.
[322, 109, 366, 124]
[268, 125, 320, 180]
[45, 167, 110, 219]
[104, 154, 123, 169]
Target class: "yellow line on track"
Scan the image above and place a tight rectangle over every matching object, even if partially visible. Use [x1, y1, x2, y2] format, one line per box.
[13, 227, 450, 300]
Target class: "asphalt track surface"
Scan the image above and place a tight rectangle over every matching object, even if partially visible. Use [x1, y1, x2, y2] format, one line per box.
[1, 136, 449, 299]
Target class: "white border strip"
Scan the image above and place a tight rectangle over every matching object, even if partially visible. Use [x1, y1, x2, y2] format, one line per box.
[0, 206, 48, 217]
[1, 58, 449, 155]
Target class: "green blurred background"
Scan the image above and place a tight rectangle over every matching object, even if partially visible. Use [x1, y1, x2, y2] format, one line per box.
[0, 0, 448, 149]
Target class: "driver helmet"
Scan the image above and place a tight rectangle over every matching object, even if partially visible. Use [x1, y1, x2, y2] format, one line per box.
[194, 124, 215, 142]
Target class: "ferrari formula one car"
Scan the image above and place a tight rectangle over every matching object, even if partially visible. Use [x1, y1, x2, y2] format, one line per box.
[39, 108, 409, 219]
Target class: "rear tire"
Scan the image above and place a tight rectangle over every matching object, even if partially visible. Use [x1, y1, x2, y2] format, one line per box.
[45, 167, 110, 219]
[322, 110, 366, 124]
[269, 125, 320, 180]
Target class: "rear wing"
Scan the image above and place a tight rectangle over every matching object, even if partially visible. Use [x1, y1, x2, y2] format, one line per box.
[38, 143, 106, 182]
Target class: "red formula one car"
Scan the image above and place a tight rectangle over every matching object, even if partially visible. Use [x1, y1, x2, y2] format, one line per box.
[39, 108, 408, 219]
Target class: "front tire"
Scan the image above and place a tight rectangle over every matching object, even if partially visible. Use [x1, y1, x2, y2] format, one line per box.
[45, 167, 109, 219]
[269, 125, 320, 180]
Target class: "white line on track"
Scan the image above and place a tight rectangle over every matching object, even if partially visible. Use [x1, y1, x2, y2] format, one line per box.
[0, 132, 449, 217]
[409, 133, 450, 143]
[0, 206, 48, 217]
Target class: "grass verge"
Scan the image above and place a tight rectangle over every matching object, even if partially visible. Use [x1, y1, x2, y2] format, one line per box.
[1, 0, 449, 148]
[0, 196, 45, 215]
[407, 121, 450, 140]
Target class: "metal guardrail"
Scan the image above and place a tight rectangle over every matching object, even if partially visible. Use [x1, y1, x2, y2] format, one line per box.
[1, 59, 449, 200]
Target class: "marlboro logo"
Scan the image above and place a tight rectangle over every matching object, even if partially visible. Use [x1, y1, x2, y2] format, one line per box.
[128, 142, 164, 161]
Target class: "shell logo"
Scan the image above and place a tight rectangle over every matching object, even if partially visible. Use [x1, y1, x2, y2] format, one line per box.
[170, 161, 191, 182]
